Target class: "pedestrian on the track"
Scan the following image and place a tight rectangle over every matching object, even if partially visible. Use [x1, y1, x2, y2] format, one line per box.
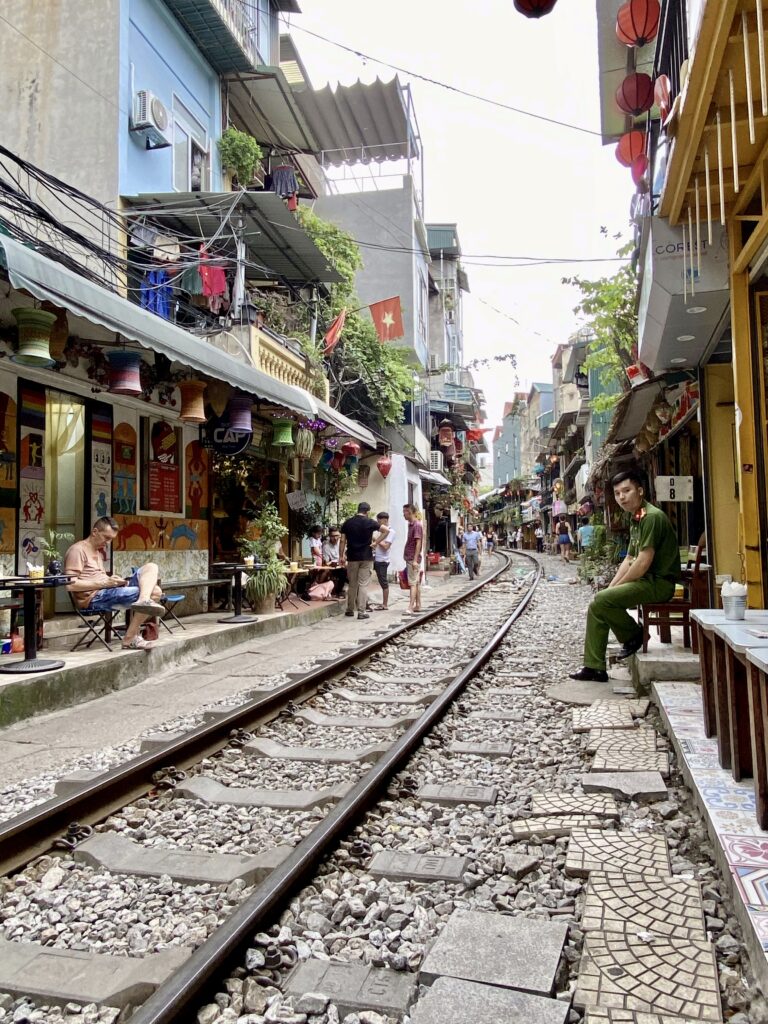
[557, 516, 574, 563]
[485, 529, 494, 554]
[510, 529, 517, 550]
[454, 528, 467, 574]
[463, 523, 483, 579]
[339, 502, 384, 620]
[535, 522, 544, 554]
[577, 516, 595, 553]
[403, 504, 424, 613]
[372, 511, 394, 609]
[569, 469, 680, 683]
[516, 526, 524, 550]
[65, 516, 165, 650]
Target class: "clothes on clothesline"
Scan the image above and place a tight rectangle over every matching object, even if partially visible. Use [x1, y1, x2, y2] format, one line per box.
[178, 264, 204, 296]
[271, 165, 298, 197]
[140, 269, 172, 320]
[199, 246, 228, 299]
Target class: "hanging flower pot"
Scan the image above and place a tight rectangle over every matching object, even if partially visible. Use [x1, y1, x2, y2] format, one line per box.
[11, 308, 57, 367]
[310, 443, 325, 467]
[294, 427, 315, 459]
[376, 454, 393, 479]
[40, 301, 69, 361]
[106, 350, 143, 396]
[341, 440, 361, 457]
[358, 464, 370, 489]
[227, 394, 253, 432]
[206, 380, 231, 416]
[177, 380, 207, 424]
[513, 0, 558, 16]
[615, 72, 654, 116]
[615, 130, 646, 167]
[271, 417, 294, 446]
[616, 0, 660, 47]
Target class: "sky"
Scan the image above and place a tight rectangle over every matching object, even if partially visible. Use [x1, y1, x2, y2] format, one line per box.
[281, 0, 633, 430]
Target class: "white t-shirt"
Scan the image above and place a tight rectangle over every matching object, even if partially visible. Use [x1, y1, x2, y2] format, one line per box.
[373, 528, 394, 562]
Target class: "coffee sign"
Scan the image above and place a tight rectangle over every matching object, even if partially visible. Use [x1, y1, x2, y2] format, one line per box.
[199, 416, 252, 456]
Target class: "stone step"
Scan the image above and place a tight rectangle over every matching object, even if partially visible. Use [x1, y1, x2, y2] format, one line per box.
[174, 775, 352, 809]
[333, 686, 441, 705]
[585, 1011, 702, 1024]
[283, 961, 416, 1019]
[573, 703, 635, 733]
[296, 708, 420, 729]
[633, 648, 701, 687]
[510, 816, 608, 840]
[565, 828, 671, 878]
[591, 741, 671, 778]
[581, 871, 706, 940]
[0, 936, 189, 1010]
[447, 740, 514, 758]
[74, 832, 291, 885]
[367, 850, 467, 883]
[581, 771, 668, 803]
[242, 737, 388, 763]
[411, 977, 568, 1024]
[529, 794, 619, 819]
[584, 728, 657, 754]
[417, 783, 498, 806]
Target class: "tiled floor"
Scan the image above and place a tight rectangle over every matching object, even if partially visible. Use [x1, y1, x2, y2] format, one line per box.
[581, 872, 706, 940]
[655, 681, 768, 974]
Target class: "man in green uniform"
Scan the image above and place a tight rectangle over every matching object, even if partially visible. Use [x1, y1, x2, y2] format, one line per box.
[569, 469, 680, 682]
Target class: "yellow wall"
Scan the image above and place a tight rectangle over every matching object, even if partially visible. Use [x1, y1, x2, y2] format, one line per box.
[704, 364, 741, 583]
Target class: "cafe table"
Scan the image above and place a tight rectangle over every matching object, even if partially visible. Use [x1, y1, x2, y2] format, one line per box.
[744, 646, 768, 829]
[711, 620, 768, 780]
[0, 575, 73, 673]
[210, 562, 264, 625]
[691, 609, 768, 740]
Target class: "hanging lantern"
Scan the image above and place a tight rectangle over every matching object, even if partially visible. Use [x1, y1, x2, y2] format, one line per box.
[294, 427, 315, 459]
[344, 455, 359, 476]
[40, 301, 69, 361]
[331, 451, 345, 472]
[106, 350, 143, 396]
[270, 416, 294, 446]
[438, 418, 455, 447]
[654, 74, 671, 123]
[631, 154, 649, 186]
[358, 464, 370, 489]
[206, 380, 231, 417]
[177, 381, 207, 424]
[513, 0, 558, 16]
[227, 394, 253, 433]
[341, 440, 361, 457]
[11, 308, 57, 367]
[454, 437, 464, 455]
[319, 449, 334, 471]
[616, 0, 660, 47]
[376, 454, 393, 479]
[615, 72, 654, 116]
[310, 443, 325, 467]
[616, 130, 646, 167]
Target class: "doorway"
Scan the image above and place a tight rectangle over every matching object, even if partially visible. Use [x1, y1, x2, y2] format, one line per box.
[45, 391, 86, 612]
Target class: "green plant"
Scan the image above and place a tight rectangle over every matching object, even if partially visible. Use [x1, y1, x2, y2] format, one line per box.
[245, 559, 288, 606]
[577, 514, 621, 587]
[41, 529, 74, 560]
[239, 501, 289, 607]
[218, 127, 263, 185]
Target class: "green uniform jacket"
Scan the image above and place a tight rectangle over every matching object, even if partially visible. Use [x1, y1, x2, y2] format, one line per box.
[628, 502, 680, 583]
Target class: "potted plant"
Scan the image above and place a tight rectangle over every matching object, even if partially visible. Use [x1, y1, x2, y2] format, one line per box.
[218, 126, 264, 188]
[41, 529, 74, 576]
[238, 502, 288, 613]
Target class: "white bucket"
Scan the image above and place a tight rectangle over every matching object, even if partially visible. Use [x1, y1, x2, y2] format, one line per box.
[723, 595, 747, 621]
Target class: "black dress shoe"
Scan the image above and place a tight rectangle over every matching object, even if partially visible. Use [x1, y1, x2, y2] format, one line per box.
[345, 610, 355, 617]
[615, 636, 644, 660]
[569, 666, 609, 682]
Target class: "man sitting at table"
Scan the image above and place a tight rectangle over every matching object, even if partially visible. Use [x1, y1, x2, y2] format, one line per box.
[65, 516, 165, 651]
[321, 525, 348, 597]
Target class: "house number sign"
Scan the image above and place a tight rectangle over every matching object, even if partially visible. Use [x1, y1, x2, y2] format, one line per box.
[655, 475, 694, 502]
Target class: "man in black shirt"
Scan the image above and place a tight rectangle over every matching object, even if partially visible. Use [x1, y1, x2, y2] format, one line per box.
[340, 502, 386, 620]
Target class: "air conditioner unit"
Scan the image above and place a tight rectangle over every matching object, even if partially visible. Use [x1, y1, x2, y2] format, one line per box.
[131, 91, 172, 149]
[429, 450, 444, 472]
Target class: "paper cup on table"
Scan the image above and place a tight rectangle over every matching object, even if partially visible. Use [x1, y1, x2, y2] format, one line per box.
[289, 561, 299, 571]
[243, 556, 255, 568]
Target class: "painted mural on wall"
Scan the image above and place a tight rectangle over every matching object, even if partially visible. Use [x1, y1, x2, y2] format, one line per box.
[91, 403, 113, 526]
[0, 390, 18, 557]
[112, 514, 208, 552]
[113, 422, 137, 514]
[18, 384, 46, 569]
[185, 440, 208, 520]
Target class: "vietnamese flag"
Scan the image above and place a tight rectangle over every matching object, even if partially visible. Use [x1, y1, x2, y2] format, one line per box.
[369, 296, 404, 342]
[323, 308, 346, 355]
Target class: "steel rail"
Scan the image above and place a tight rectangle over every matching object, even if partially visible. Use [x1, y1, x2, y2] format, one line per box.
[0, 552, 516, 875]
[131, 552, 542, 1024]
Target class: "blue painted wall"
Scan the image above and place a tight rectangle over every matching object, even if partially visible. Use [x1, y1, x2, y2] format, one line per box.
[119, 0, 222, 196]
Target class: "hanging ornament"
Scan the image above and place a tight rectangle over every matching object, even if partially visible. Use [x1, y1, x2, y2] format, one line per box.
[331, 451, 345, 472]
[616, 0, 660, 47]
[319, 449, 334, 471]
[177, 381, 207, 424]
[270, 417, 294, 446]
[341, 440, 361, 457]
[106, 350, 143, 396]
[615, 72, 654, 116]
[11, 308, 57, 368]
[358, 464, 370, 489]
[310, 443, 325, 467]
[206, 380, 231, 416]
[616, 130, 646, 166]
[343, 455, 359, 476]
[438, 418, 455, 447]
[40, 301, 69, 361]
[227, 394, 253, 433]
[513, 0, 558, 16]
[631, 153, 650, 186]
[294, 427, 315, 459]
[376, 454, 393, 479]
[654, 74, 671, 123]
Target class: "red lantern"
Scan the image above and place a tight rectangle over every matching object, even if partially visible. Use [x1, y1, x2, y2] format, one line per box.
[438, 418, 455, 447]
[376, 454, 392, 479]
[513, 0, 558, 15]
[331, 451, 345, 472]
[615, 73, 654, 116]
[454, 437, 464, 455]
[631, 154, 649, 186]
[341, 440, 361, 457]
[616, 130, 646, 167]
[616, 0, 660, 47]
[654, 74, 671, 123]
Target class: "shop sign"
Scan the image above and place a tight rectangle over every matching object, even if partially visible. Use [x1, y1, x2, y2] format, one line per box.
[199, 416, 252, 456]
[286, 490, 307, 511]
[655, 475, 694, 502]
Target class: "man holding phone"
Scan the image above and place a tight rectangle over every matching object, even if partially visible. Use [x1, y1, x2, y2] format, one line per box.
[65, 516, 165, 650]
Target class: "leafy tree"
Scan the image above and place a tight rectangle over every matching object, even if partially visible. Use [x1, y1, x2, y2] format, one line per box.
[562, 239, 636, 413]
[297, 207, 415, 427]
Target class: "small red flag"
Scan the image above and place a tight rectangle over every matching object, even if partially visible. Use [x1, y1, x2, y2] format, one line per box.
[323, 308, 346, 355]
[369, 296, 404, 342]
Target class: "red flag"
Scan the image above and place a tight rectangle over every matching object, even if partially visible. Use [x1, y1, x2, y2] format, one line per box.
[323, 308, 346, 355]
[369, 296, 404, 342]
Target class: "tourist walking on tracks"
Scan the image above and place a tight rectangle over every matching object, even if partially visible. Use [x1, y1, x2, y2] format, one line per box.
[340, 502, 385, 620]
[535, 522, 544, 553]
[372, 511, 394, 609]
[569, 469, 680, 682]
[463, 523, 483, 580]
[65, 516, 165, 650]
[403, 504, 424, 613]
[557, 516, 574, 563]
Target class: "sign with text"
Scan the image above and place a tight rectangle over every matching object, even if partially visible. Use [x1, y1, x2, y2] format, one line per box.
[199, 417, 252, 456]
[655, 475, 694, 502]
[286, 490, 307, 511]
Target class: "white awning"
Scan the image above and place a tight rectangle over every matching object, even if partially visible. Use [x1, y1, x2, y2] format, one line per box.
[419, 469, 451, 487]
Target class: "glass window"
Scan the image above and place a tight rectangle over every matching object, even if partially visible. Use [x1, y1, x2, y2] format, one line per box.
[173, 98, 210, 192]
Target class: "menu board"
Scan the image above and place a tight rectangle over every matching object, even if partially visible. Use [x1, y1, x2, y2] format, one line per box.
[148, 462, 181, 513]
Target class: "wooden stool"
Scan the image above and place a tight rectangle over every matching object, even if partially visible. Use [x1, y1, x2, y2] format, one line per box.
[639, 600, 691, 651]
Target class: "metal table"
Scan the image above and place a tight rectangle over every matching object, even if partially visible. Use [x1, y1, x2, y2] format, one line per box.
[211, 563, 264, 624]
[0, 576, 72, 673]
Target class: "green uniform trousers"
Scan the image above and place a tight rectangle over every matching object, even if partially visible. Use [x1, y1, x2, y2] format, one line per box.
[584, 577, 676, 670]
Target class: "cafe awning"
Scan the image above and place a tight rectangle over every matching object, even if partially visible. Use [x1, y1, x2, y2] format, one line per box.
[419, 469, 451, 488]
[607, 379, 666, 443]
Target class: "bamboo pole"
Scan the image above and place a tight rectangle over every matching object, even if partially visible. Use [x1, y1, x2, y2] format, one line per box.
[730, 69, 740, 194]
[695, 176, 702, 274]
[744, 10, 756, 144]
[705, 145, 713, 244]
[717, 110, 726, 224]
[758, 0, 767, 116]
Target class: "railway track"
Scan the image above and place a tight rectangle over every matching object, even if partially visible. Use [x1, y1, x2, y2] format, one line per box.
[0, 551, 541, 1022]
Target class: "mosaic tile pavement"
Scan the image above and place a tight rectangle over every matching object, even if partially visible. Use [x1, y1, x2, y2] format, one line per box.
[530, 793, 619, 819]
[565, 829, 671, 878]
[584, 729, 657, 755]
[585, 1010, 705, 1024]
[628, 699, 651, 718]
[573, 702, 635, 734]
[510, 816, 609, 840]
[591, 743, 671, 778]
[575, 933, 722, 1021]
[581, 872, 706, 940]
